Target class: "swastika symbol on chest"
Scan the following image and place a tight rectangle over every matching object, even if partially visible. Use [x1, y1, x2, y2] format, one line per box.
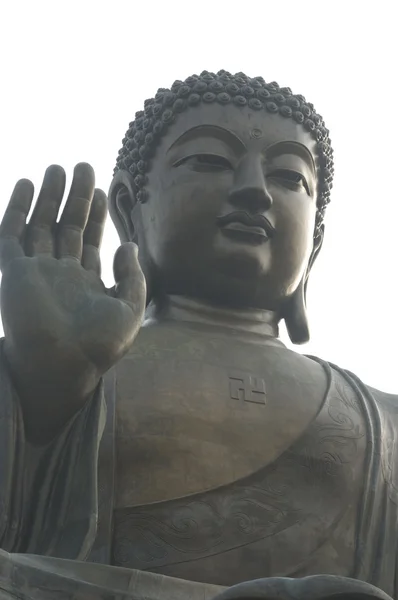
[228, 370, 266, 405]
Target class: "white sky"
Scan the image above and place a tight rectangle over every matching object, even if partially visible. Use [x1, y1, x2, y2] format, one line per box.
[0, 1, 397, 391]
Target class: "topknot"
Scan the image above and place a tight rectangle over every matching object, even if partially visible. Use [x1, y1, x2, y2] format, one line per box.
[115, 70, 334, 240]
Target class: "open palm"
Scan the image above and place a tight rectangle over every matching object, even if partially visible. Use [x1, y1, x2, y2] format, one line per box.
[0, 163, 146, 440]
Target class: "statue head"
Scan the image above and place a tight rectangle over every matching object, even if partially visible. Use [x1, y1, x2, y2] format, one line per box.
[109, 70, 334, 344]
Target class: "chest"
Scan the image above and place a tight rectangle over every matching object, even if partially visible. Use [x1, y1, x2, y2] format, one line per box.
[114, 323, 327, 508]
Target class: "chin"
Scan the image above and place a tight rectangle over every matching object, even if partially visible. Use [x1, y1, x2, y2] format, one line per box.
[214, 231, 271, 259]
[202, 266, 272, 310]
[209, 255, 302, 310]
[213, 244, 272, 281]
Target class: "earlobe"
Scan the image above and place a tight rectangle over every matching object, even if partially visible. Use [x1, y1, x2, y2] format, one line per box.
[307, 225, 324, 277]
[284, 279, 310, 345]
[284, 225, 325, 345]
[108, 170, 137, 243]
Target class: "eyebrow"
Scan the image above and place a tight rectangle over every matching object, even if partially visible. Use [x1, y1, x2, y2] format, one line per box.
[265, 141, 316, 171]
[167, 125, 246, 155]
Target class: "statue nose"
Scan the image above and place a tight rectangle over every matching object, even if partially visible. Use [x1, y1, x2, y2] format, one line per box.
[228, 156, 272, 213]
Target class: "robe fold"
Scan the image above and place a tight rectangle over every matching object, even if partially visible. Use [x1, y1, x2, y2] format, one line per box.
[0, 341, 116, 563]
[1, 339, 398, 599]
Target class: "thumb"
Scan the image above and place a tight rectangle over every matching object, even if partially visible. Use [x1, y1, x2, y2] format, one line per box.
[112, 242, 146, 313]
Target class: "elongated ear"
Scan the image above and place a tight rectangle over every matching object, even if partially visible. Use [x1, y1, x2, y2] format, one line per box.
[108, 170, 156, 305]
[284, 225, 324, 345]
[108, 170, 137, 243]
[305, 225, 324, 296]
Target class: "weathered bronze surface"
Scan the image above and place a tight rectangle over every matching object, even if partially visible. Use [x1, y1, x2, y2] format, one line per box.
[0, 71, 395, 600]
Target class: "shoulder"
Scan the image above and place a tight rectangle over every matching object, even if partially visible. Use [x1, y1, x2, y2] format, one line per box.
[366, 385, 398, 414]
[321, 358, 398, 416]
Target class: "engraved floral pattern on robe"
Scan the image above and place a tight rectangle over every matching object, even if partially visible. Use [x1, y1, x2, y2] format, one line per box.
[113, 367, 366, 572]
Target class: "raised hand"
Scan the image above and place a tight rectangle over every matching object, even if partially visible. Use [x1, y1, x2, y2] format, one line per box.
[0, 163, 146, 441]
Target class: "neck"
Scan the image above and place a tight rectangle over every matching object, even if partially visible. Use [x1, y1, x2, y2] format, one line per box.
[145, 295, 281, 340]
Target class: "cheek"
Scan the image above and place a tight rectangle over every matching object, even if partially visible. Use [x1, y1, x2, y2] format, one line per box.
[154, 172, 230, 234]
[142, 181, 223, 260]
[274, 200, 316, 273]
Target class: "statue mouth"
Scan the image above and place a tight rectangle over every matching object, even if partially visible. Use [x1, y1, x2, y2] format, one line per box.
[216, 211, 275, 244]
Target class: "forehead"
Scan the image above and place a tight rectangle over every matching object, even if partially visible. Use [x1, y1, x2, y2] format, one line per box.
[153, 103, 318, 159]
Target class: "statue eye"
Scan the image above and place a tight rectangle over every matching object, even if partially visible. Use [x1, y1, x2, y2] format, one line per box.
[174, 154, 232, 172]
[268, 169, 310, 194]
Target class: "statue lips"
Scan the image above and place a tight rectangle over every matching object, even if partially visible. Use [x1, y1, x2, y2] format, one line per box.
[216, 211, 275, 244]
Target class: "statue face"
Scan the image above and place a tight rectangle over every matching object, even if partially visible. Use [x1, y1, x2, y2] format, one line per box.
[132, 103, 319, 310]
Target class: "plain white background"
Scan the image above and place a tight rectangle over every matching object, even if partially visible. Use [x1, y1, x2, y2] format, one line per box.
[0, 1, 397, 390]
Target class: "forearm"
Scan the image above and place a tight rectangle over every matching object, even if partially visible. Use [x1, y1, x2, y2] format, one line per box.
[2, 337, 102, 443]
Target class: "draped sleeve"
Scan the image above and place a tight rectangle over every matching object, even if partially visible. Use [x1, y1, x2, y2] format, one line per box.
[0, 339, 108, 561]
[311, 362, 398, 600]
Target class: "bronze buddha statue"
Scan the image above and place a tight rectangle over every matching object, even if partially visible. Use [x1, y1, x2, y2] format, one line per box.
[0, 71, 396, 600]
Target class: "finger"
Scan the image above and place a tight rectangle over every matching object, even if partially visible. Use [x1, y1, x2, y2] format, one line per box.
[82, 245, 101, 276]
[81, 189, 108, 275]
[57, 162, 95, 261]
[0, 179, 34, 239]
[25, 165, 66, 256]
[83, 188, 107, 248]
[0, 179, 34, 270]
[112, 243, 146, 312]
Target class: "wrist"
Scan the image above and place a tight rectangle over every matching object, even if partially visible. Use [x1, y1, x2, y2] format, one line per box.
[3, 337, 102, 443]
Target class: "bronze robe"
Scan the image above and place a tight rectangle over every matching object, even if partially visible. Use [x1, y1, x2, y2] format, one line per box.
[1, 340, 398, 599]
